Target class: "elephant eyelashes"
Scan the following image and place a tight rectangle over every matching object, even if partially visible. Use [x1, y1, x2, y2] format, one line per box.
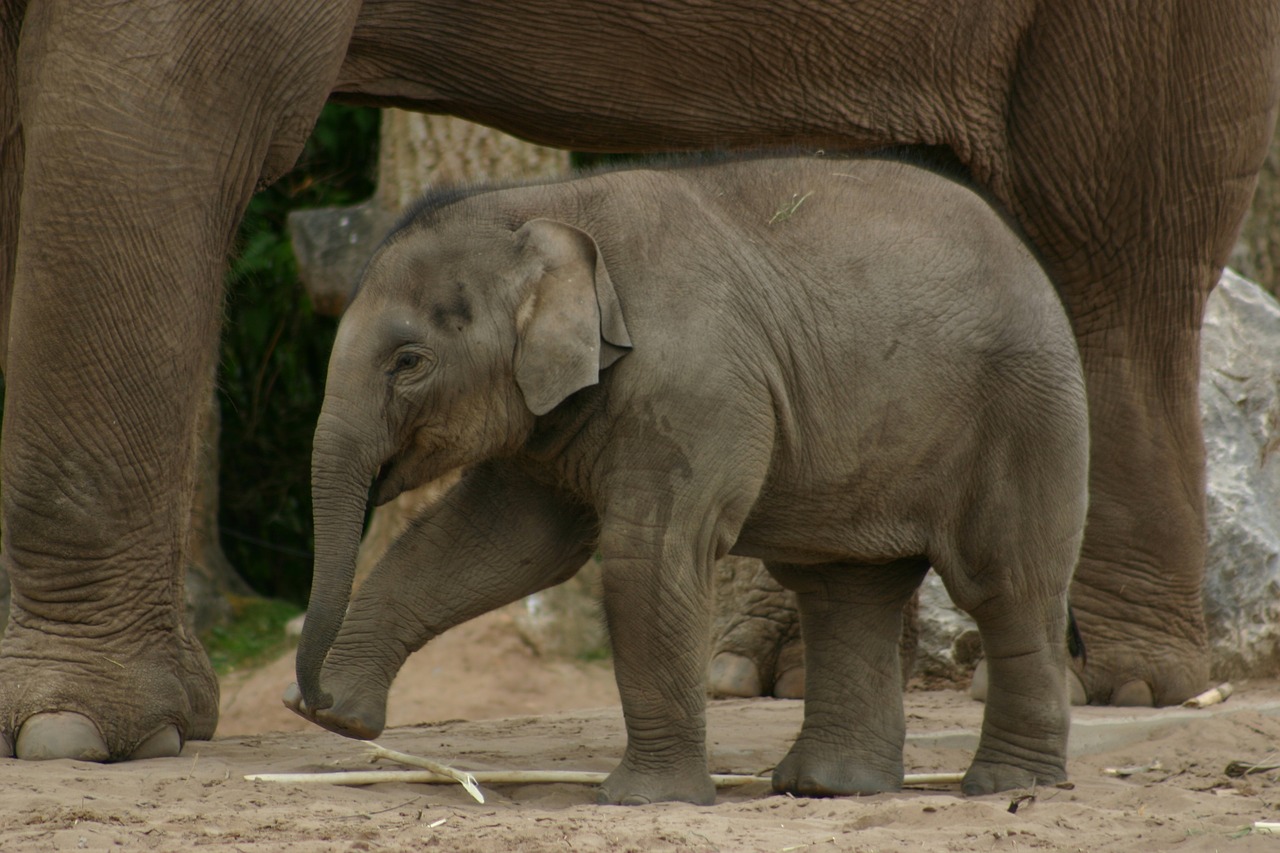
[388, 349, 435, 377]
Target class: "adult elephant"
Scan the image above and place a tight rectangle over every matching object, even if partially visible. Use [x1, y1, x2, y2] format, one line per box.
[1, 1, 1276, 761]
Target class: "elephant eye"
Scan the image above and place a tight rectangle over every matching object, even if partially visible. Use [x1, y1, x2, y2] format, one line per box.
[389, 348, 433, 377]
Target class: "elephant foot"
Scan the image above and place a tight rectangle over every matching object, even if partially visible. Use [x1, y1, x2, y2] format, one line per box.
[1065, 624, 1206, 707]
[0, 619, 217, 761]
[596, 756, 716, 806]
[772, 640, 806, 699]
[1066, 558, 1210, 707]
[15, 712, 108, 761]
[709, 556, 800, 699]
[772, 741, 901, 797]
[961, 757, 1065, 797]
[707, 653, 763, 698]
[1072, 665, 1201, 707]
[1110, 679, 1155, 706]
[10, 712, 183, 761]
[707, 625, 806, 699]
[969, 660, 1088, 706]
[282, 681, 386, 741]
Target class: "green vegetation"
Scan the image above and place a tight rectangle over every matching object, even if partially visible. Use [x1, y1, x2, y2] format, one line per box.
[218, 103, 380, 606]
[201, 596, 304, 675]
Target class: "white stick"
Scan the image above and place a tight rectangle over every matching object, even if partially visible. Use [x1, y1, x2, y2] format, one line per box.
[1183, 682, 1233, 709]
[903, 772, 967, 786]
[369, 743, 484, 803]
[246, 768, 963, 788]
[246, 769, 604, 786]
[1103, 760, 1162, 778]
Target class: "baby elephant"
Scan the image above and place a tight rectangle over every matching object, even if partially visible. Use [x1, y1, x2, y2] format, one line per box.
[287, 154, 1088, 806]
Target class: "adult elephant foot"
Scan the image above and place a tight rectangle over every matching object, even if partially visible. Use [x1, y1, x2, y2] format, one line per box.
[0, 617, 218, 761]
[969, 582, 1208, 709]
[969, 660, 1090, 706]
[708, 556, 803, 698]
[706, 638, 806, 700]
[14, 713, 180, 761]
[1065, 567, 1210, 707]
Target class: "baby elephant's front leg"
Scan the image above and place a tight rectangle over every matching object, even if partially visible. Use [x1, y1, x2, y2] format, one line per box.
[285, 462, 595, 739]
[597, 523, 717, 806]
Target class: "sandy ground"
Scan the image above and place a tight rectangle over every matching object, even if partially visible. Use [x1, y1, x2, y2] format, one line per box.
[3, 610, 1280, 852]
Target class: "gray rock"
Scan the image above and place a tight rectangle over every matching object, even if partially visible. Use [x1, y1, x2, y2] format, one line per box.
[1201, 269, 1280, 680]
[508, 562, 610, 661]
[288, 200, 397, 317]
[912, 572, 980, 683]
[916, 269, 1280, 683]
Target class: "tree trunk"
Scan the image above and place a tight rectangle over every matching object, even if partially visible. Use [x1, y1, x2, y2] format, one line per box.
[185, 389, 253, 636]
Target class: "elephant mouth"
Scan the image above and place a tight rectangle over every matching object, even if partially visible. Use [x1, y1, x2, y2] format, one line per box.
[370, 448, 433, 506]
[371, 462, 398, 507]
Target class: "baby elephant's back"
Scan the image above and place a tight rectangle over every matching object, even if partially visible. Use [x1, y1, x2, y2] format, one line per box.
[720, 155, 1067, 341]
[690, 156, 1088, 530]
[697, 155, 1083, 405]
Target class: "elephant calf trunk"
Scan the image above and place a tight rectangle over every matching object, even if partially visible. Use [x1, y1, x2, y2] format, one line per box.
[298, 433, 380, 710]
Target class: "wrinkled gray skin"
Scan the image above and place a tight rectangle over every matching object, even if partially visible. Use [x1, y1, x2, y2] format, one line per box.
[286, 155, 1088, 805]
[6, 0, 1278, 765]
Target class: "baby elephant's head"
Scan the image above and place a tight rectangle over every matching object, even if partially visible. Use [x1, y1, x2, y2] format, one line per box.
[297, 214, 631, 713]
[316, 217, 632, 508]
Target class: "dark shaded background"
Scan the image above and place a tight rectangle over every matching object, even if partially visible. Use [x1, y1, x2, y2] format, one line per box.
[218, 104, 379, 604]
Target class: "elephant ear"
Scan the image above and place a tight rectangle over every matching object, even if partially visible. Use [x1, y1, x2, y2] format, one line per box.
[512, 218, 632, 416]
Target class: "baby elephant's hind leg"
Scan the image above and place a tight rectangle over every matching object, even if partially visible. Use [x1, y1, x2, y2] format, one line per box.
[769, 559, 928, 797]
[957, 581, 1071, 795]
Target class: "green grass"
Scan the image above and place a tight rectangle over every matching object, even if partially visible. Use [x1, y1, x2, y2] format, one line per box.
[201, 596, 303, 675]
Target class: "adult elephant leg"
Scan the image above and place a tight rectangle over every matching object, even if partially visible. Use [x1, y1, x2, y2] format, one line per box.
[0, 1, 21, 663]
[1000, 4, 1280, 706]
[1052, 270, 1214, 707]
[708, 556, 803, 698]
[0, 0, 19, 363]
[0, 0, 357, 760]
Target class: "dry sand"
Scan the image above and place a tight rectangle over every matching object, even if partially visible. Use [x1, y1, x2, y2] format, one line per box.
[3, 610, 1279, 851]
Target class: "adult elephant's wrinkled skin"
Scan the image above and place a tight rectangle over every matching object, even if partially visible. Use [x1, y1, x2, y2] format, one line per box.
[1, 0, 1277, 761]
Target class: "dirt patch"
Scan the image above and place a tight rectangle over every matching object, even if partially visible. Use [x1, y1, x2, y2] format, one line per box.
[217, 609, 620, 735]
[3, 611, 1279, 851]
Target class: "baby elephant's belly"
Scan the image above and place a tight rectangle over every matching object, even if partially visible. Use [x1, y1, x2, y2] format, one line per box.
[731, 489, 929, 567]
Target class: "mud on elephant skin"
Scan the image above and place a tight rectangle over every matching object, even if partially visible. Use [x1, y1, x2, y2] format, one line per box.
[286, 154, 1089, 804]
[4, 1, 1276, 763]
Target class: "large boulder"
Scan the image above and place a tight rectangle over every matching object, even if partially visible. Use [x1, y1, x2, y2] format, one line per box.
[1201, 269, 1280, 680]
